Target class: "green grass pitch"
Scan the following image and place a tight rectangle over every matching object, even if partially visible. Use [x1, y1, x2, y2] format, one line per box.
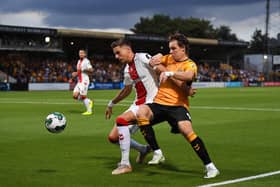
[0, 87, 280, 187]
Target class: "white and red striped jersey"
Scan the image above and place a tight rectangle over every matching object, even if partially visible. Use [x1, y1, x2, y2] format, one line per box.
[123, 53, 159, 105]
[76, 58, 92, 83]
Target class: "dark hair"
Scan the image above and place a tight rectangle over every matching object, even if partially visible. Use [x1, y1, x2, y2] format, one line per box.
[110, 38, 132, 49]
[79, 49, 87, 54]
[168, 33, 189, 54]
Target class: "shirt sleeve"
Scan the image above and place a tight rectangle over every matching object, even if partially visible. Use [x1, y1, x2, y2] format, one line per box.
[138, 53, 152, 65]
[161, 55, 170, 66]
[86, 59, 93, 69]
[123, 65, 133, 85]
[184, 61, 198, 79]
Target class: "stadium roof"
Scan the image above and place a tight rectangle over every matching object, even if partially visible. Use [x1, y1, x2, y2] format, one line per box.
[0, 24, 57, 35]
[56, 27, 248, 47]
[57, 28, 124, 39]
[0, 24, 249, 48]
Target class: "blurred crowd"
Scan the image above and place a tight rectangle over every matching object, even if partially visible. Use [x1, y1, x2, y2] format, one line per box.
[0, 55, 123, 83]
[197, 63, 266, 83]
[1, 55, 279, 84]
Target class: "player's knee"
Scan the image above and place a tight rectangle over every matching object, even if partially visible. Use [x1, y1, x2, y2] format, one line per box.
[137, 105, 150, 116]
[137, 117, 150, 126]
[139, 125, 153, 137]
[80, 95, 86, 100]
[108, 134, 119, 144]
[116, 117, 129, 126]
[186, 131, 198, 143]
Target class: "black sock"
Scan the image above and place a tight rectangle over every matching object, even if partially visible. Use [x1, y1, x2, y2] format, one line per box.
[190, 137, 211, 165]
[140, 125, 159, 151]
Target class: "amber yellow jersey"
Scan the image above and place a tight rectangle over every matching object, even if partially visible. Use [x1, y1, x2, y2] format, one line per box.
[154, 54, 197, 109]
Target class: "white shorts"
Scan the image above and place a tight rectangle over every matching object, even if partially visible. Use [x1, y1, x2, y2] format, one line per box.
[125, 104, 140, 134]
[125, 104, 139, 116]
[73, 82, 89, 96]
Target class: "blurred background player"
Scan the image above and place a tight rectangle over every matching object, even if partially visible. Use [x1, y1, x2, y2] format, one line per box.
[105, 38, 164, 175]
[72, 49, 94, 115]
[137, 33, 219, 178]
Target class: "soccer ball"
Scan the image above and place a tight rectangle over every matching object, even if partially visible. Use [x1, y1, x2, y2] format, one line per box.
[45, 112, 67, 133]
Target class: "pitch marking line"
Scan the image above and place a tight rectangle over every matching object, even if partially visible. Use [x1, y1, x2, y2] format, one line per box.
[0, 99, 280, 112]
[0, 100, 130, 106]
[197, 170, 280, 187]
[191, 106, 280, 112]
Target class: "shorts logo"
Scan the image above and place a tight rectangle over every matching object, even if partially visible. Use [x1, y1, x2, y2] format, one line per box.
[119, 134, 124, 141]
[193, 144, 200, 151]
[186, 112, 191, 120]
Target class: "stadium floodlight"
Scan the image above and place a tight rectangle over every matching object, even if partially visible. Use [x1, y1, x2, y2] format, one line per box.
[45, 36, 50, 43]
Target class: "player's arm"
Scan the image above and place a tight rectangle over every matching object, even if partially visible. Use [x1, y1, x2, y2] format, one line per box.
[160, 70, 194, 82]
[81, 60, 94, 74]
[150, 53, 187, 88]
[71, 71, 78, 78]
[151, 54, 197, 97]
[105, 84, 133, 119]
[82, 67, 93, 74]
[160, 70, 197, 97]
[110, 84, 133, 105]
[185, 81, 197, 97]
[156, 65, 187, 88]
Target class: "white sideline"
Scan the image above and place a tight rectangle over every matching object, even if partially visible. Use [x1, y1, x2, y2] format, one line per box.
[0, 99, 280, 112]
[197, 170, 280, 187]
[192, 106, 280, 112]
[0, 100, 130, 106]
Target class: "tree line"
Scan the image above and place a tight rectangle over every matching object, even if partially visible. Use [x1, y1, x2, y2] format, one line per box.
[131, 14, 279, 54]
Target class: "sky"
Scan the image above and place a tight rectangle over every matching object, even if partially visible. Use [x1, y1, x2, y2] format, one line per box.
[0, 0, 279, 41]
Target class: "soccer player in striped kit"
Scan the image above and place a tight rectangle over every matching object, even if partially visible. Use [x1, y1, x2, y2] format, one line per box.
[72, 49, 94, 115]
[105, 38, 165, 175]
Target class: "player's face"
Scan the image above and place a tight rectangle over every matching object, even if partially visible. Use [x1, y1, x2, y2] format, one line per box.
[169, 40, 186, 61]
[112, 46, 130, 64]
[79, 50, 86, 59]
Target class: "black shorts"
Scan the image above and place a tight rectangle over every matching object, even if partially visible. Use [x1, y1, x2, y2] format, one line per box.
[148, 103, 192, 134]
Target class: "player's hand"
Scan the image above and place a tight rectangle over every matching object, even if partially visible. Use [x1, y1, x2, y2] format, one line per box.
[150, 53, 163, 67]
[160, 71, 174, 83]
[72, 72, 78, 78]
[189, 87, 197, 97]
[105, 107, 113, 119]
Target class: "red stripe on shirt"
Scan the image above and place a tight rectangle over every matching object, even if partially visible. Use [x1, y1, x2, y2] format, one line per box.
[128, 60, 147, 105]
[78, 59, 83, 82]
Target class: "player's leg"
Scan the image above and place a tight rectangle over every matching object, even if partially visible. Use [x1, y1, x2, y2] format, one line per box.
[107, 123, 150, 164]
[137, 104, 165, 165]
[81, 95, 92, 115]
[179, 121, 219, 178]
[127, 105, 152, 163]
[73, 84, 80, 100]
[175, 107, 219, 178]
[108, 124, 119, 144]
[79, 83, 93, 115]
[73, 83, 91, 114]
[128, 125, 152, 164]
[111, 111, 135, 175]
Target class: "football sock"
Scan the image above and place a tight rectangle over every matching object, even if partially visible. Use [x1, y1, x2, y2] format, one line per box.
[206, 162, 216, 169]
[154, 149, 163, 155]
[140, 125, 160, 151]
[128, 124, 139, 134]
[83, 98, 91, 112]
[117, 126, 131, 165]
[130, 139, 146, 153]
[190, 136, 211, 165]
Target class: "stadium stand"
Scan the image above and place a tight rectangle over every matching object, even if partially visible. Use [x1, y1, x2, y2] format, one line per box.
[2, 24, 279, 88]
